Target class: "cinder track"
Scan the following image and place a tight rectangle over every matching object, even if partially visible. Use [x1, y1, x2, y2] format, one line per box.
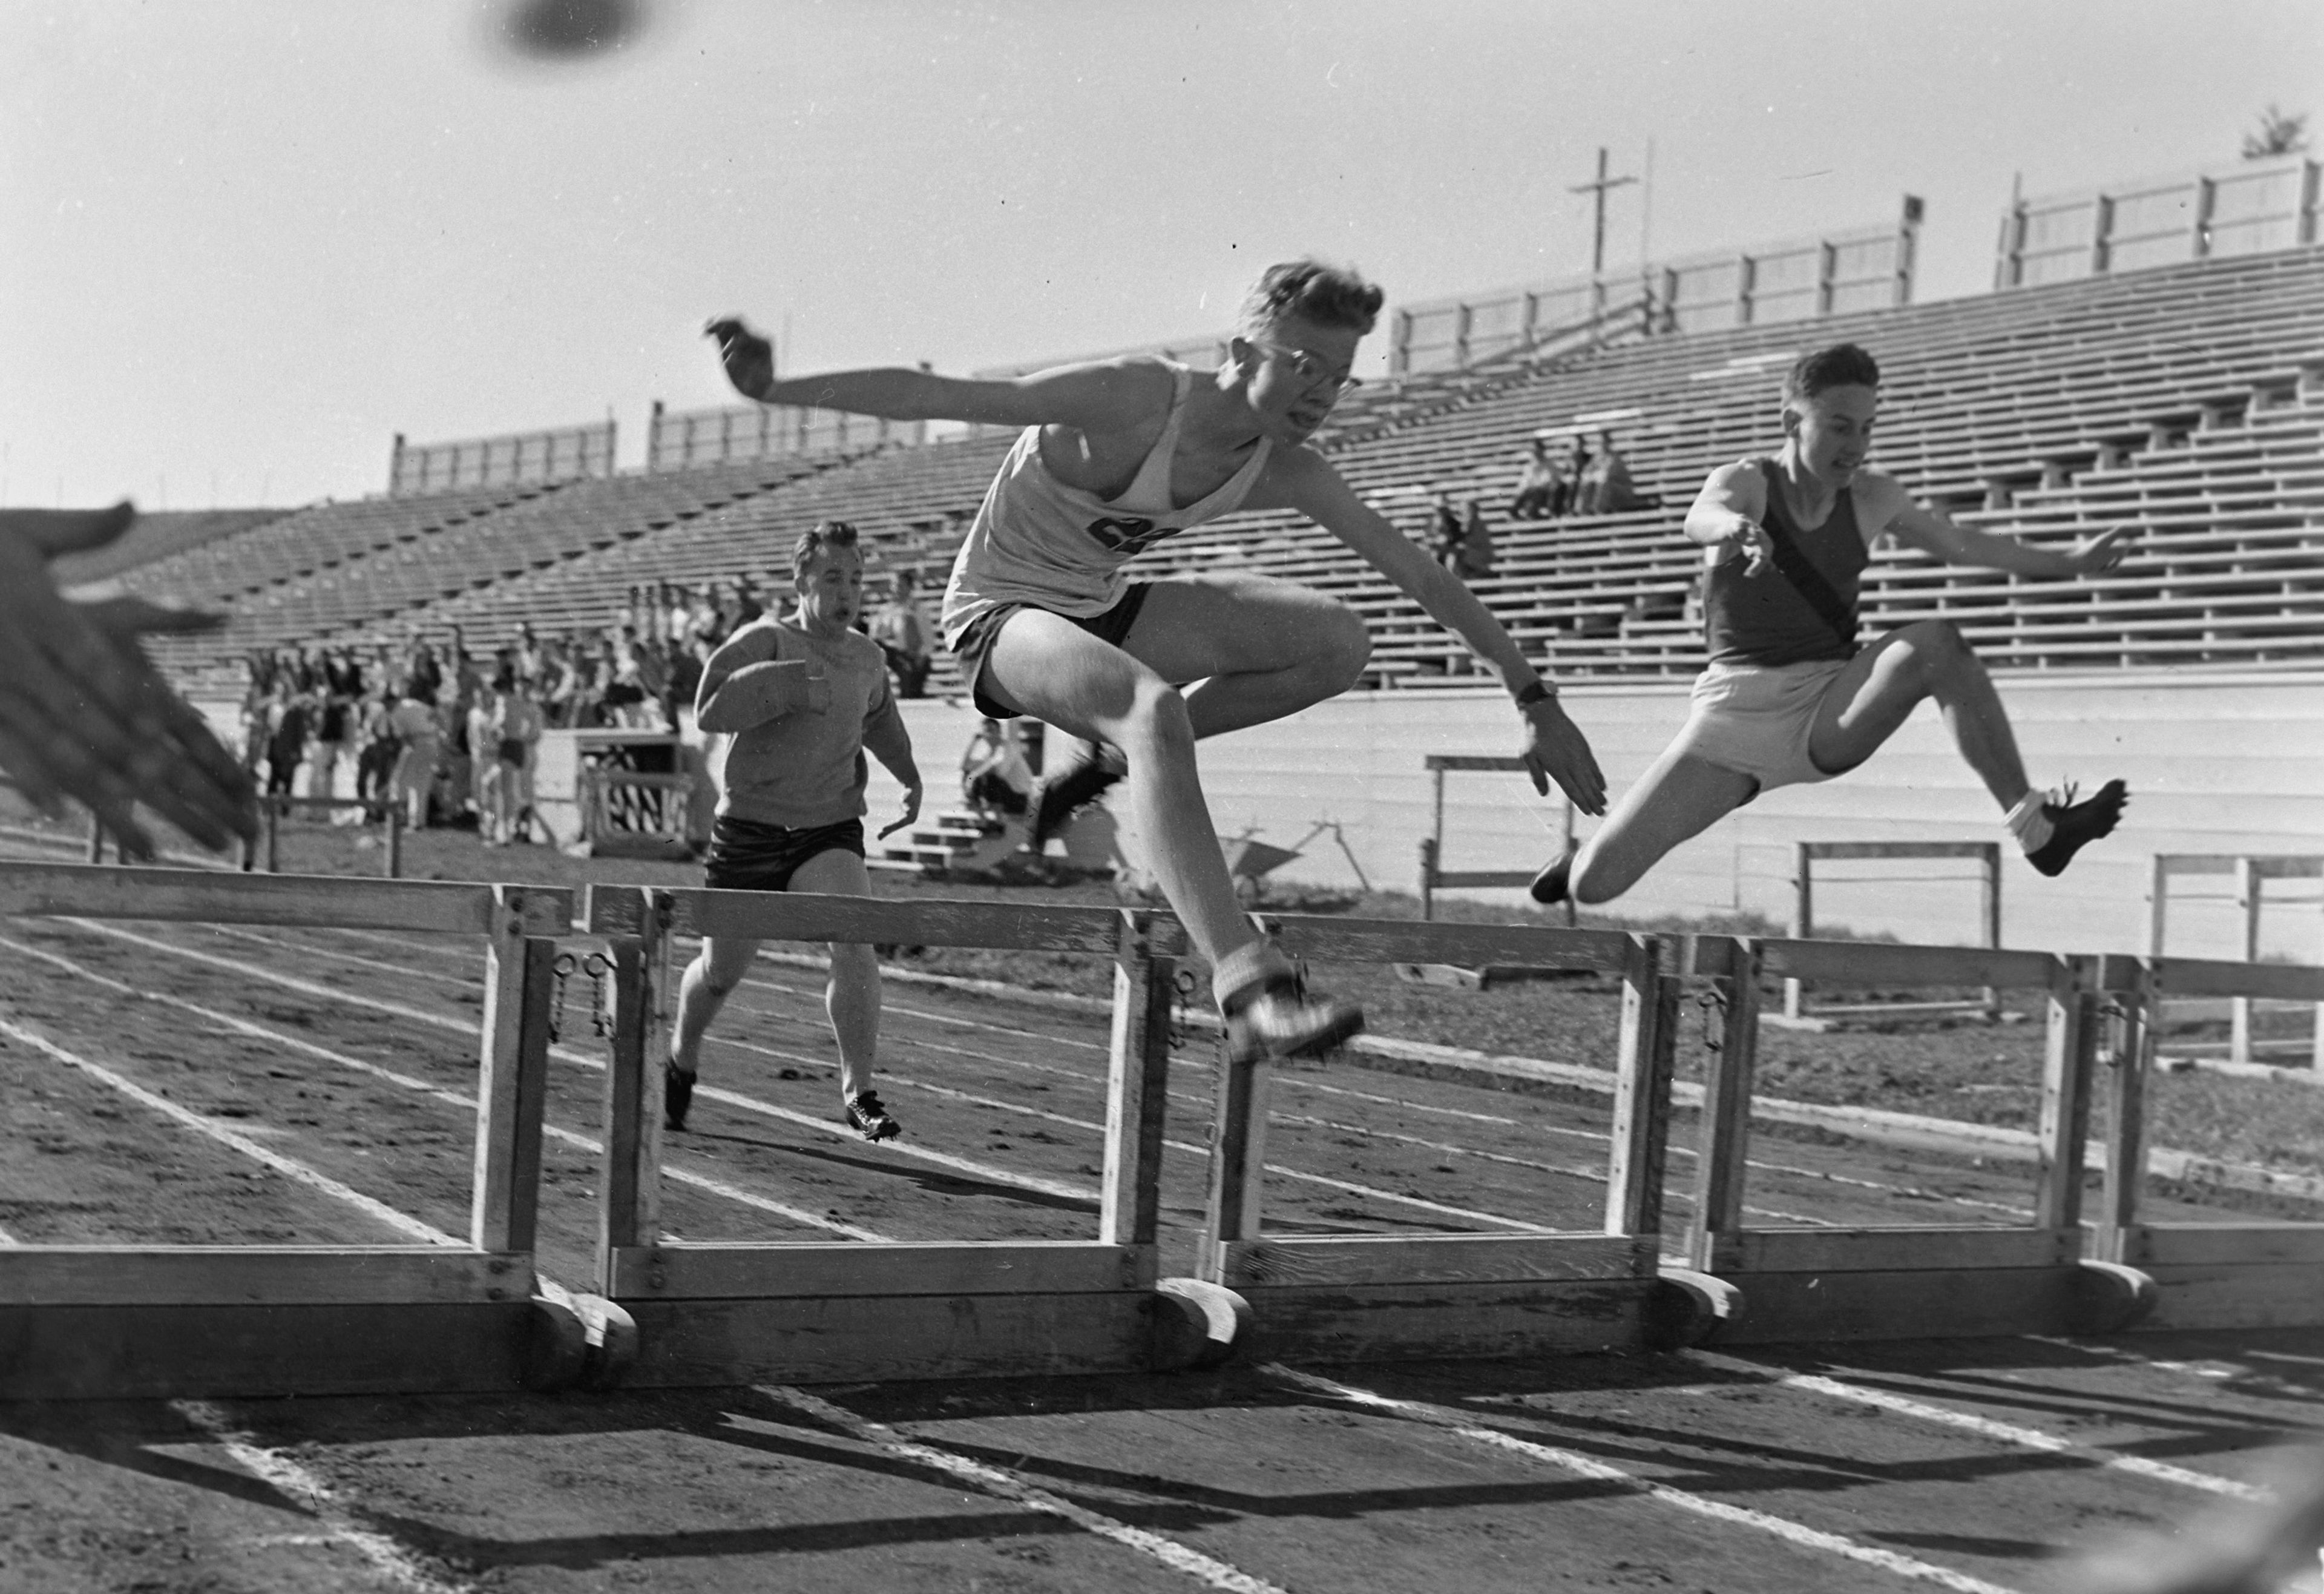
[1, 834, 2316, 1593]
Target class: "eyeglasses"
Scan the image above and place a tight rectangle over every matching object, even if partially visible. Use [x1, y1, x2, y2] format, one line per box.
[1251, 340, 1363, 398]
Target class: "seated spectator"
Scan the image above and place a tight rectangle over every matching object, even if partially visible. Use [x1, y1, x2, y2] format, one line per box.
[1429, 490, 1465, 571]
[960, 717, 1033, 819]
[869, 565, 934, 699]
[1555, 436, 1590, 516]
[1576, 430, 1653, 515]
[1454, 499, 1496, 581]
[1509, 438, 1560, 519]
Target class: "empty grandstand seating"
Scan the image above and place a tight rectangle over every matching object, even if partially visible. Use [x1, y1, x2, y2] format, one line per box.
[143, 246, 2324, 696]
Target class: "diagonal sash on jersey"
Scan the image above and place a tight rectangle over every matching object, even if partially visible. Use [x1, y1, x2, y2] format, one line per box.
[1754, 492, 1862, 655]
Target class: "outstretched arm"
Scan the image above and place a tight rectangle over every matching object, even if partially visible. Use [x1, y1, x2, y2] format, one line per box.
[1684, 461, 1775, 574]
[704, 317, 1163, 433]
[1258, 450, 1607, 815]
[861, 694, 922, 840]
[1862, 475, 2136, 578]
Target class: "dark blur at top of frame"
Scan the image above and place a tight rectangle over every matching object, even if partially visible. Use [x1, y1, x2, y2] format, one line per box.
[479, 0, 667, 67]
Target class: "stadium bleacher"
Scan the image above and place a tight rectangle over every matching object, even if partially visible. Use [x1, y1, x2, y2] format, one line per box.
[132, 245, 2324, 697]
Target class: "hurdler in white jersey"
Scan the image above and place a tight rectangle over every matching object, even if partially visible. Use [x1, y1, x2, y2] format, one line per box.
[708, 259, 1607, 1067]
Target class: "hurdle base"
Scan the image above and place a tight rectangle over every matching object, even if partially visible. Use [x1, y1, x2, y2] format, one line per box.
[0, 1299, 585, 1400]
[1230, 1277, 1666, 1364]
[1698, 1262, 2157, 1345]
[610, 1288, 1238, 1386]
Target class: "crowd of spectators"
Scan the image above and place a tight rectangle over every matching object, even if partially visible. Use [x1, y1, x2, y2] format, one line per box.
[235, 567, 940, 837]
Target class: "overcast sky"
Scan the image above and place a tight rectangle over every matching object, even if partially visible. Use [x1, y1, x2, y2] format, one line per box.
[3, 0, 2317, 509]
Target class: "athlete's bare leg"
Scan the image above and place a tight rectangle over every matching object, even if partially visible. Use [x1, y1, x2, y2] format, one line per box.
[1807, 619, 2030, 809]
[1569, 746, 1758, 904]
[1117, 575, 1374, 740]
[980, 579, 1368, 966]
[671, 932, 758, 1075]
[670, 848, 881, 1097]
[789, 847, 882, 1099]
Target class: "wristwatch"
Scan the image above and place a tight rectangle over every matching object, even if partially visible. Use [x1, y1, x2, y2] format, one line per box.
[1514, 679, 1558, 708]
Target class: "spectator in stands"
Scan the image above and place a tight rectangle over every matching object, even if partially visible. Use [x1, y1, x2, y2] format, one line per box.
[1556, 435, 1590, 515]
[665, 520, 924, 1145]
[960, 716, 1033, 820]
[708, 257, 1604, 1063]
[732, 572, 764, 625]
[1575, 430, 1651, 515]
[512, 622, 543, 686]
[1454, 499, 1496, 581]
[1428, 490, 1465, 571]
[263, 684, 310, 802]
[1528, 341, 2135, 910]
[602, 625, 651, 727]
[387, 690, 442, 829]
[494, 672, 545, 845]
[465, 677, 502, 838]
[0, 504, 256, 858]
[308, 662, 354, 805]
[354, 687, 401, 811]
[868, 566, 934, 699]
[404, 638, 442, 707]
[1509, 438, 1560, 519]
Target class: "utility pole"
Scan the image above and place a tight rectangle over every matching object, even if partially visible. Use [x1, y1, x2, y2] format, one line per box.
[1569, 145, 1639, 279]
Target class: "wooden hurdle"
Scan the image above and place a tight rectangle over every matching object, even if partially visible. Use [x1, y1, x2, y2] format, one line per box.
[1681, 933, 2156, 1344]
[0, 861, 592, 1398]
[1198, 914, 1722, 1362]
[585, 886, 1244, 1385]
[2095, 949, 2324, 1329]
[1781, 841, 2001, 1024]
[2147, 853, 2323, 1066]
[1416, 754, 1574, 925]
[245, 793, 404, 877]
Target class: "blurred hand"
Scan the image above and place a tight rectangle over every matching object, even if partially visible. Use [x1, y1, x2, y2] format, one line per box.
[1719, 516, 1776, 576]
[0, 504, 258, 859]
[1518, 696, 1606, 817]
[878, 780, 923, 841]
[703, 317, 776, 402]
[2066, 522, 2137, 577]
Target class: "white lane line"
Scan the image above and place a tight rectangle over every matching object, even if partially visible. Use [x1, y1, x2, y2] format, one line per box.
[1684, 1350, 2271, 1502]
[2023, 1337, 2324, 1409]
[0, 932, 890, 1245]
[0, 1015, 461, 1250]
[246, 920, 2035, 1227]
[701, 1028, 1558, 1234]
[753, 1385, 1289, 1594]
[62, 918, 1079, 1210]
[738, 952, 2036, 1222]
[171, 1399, 473, 1594]
[1264, 1365, 2028, 1594]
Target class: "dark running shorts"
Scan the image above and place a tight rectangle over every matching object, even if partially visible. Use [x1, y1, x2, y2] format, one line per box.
[702, 815, 867, 894]
[949, 583, 1153, 719]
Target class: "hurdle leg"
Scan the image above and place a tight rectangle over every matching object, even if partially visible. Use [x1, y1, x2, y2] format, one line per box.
[471, 887, 557, 1256]
[2096, 960, 2153, 1260]
[1686, 937, 1761, 1270]
[2035, 956, 2099, 1231]
[2233, 857, 2259, 1065]
[1099, 911, 1172, 1268]
[1200, 1041, 1273, 1284]
[1605, 934, 1678, 1240]
[596, 891, 664, 1283]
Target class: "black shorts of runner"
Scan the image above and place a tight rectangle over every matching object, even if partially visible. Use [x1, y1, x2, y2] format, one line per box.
[949, 584, 1153, 720]
[701, 815, 867, 894]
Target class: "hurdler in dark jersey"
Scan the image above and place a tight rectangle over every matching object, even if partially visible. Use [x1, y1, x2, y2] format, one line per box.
[1529, 341, 2139, 910]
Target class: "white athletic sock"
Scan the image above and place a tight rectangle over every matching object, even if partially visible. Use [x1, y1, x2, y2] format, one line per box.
[2003, 789, 2055, 854]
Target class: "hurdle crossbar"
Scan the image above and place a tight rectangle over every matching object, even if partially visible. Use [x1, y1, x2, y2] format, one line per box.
[0, 865, 592, 1398]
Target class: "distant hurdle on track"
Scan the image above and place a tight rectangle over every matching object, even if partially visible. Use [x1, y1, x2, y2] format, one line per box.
[1781, 841, 2003, 1025]
[2147, 852, 2323, 1066]
[1416, 753, 1574, 924]
[0, 861, 594, 1398]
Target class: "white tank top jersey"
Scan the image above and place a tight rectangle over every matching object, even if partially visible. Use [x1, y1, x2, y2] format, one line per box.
[939, 362, 1275, 645]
